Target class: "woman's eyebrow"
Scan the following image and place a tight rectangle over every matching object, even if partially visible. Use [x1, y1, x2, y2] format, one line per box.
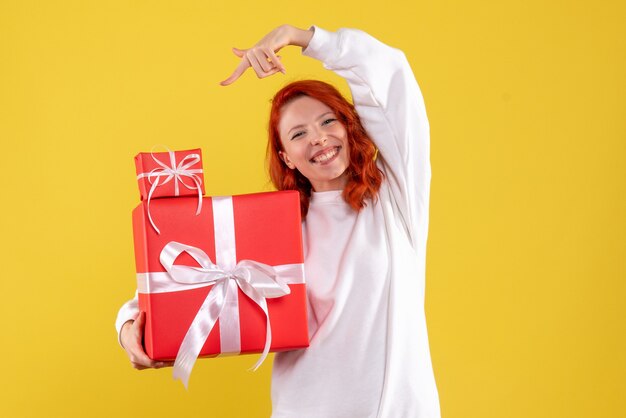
[288, 112, 335, 135]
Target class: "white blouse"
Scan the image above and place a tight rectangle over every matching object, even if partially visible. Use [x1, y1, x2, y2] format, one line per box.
[270, 25, 440, 418]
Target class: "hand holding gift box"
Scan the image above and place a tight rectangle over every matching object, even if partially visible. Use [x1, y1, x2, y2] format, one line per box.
[129, 147, 309, 388]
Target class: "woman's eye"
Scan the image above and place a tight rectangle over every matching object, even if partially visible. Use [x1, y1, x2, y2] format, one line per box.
[291, 119, 335, 140]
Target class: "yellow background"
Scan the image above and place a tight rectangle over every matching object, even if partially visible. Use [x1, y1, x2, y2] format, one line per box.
[1, 0, 624, 417]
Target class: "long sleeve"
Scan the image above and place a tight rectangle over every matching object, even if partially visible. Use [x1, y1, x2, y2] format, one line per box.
[115, 290, 140, 347]
[302, 25, 431, 251]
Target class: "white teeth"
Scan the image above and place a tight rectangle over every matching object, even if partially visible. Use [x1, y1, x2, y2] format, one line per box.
[312, 147, 338, 163]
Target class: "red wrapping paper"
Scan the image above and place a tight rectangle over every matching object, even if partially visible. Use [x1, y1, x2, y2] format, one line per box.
[135, 148, 205, 201]
[132, 190, 309, 361]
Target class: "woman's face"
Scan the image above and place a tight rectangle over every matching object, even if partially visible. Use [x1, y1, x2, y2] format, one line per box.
[278, 96, 350, 192]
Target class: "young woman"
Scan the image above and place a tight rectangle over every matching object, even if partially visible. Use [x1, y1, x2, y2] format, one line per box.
[117, 24, 441, 417]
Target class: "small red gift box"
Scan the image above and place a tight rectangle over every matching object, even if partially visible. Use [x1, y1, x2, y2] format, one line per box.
[135, 148, 205, 201]
[132, 189, 309, 387]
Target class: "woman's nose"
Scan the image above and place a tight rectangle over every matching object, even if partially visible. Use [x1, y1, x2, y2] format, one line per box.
[311, 132, 328, 145]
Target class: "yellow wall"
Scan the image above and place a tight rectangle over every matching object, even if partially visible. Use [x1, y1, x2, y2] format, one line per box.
[1, 0, 624, 417]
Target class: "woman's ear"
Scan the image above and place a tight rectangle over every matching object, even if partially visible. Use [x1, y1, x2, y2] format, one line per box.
[279, 151, 296, 169]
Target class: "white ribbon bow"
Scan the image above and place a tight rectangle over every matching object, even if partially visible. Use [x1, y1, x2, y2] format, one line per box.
[159, 241, 294, 389]
[136, 147, 204, 234]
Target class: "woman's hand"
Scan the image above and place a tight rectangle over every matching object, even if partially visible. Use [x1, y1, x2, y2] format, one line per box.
[219, 24, 314, 86]
[120, 311, 174, 370]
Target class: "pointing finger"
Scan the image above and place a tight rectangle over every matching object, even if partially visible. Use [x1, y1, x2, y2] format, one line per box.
[220, 59, 250, 86]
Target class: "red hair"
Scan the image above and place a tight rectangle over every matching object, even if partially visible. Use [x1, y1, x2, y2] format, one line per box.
[267, 80, 383, 219]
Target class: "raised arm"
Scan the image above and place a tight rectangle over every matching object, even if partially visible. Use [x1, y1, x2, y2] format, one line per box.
[302, 26, 431, 249]
[219, 24, 431, 249]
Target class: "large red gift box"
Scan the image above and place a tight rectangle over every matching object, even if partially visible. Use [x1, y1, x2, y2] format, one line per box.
[132, 190, 310, 383]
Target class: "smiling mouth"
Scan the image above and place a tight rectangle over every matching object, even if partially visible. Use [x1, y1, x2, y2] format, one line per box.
[310, 146, 340, 164]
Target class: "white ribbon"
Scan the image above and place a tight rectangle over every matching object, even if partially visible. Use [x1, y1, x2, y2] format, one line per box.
[150, 241, 302, 389]
[213, 196, 240, 357]
[136, 147, 204, 234]
[160, 241, 303, 387]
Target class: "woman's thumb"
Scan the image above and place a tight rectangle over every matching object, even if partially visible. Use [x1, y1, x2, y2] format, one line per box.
[135, 311, 145, 330]
[232, 47, 245, 57]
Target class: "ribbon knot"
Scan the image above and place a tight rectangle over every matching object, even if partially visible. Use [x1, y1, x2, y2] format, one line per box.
[160, 241, 292, 389]
[137, 147, 204, 234]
